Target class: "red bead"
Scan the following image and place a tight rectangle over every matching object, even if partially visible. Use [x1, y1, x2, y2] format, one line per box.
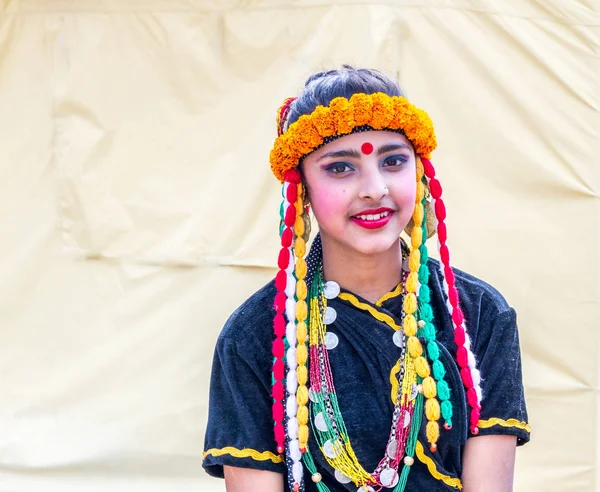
[461, 367, 474, 389]
[435, 199, 447, 221]
[361, 142, 374, 155]
[299, 447, 307, 453]
[275, 270, 287, 290]
[274, 314, 286, 337]
[467, 388, 479, 408]
[443, 264, 454, 284]
[430, 444, 437, 453]
[421, 157, 435, 178]
[284, 169, 301, 184]
[444, 423, 452, 430]
[286, 182, 298, 203]
[439, 244, 450, 266]
[272, 338, 285, 358]
[293, 484, 300, 492]
[278, 248, 290, 270]
[277, 445, 285, 455]
[437, 222, 447, 243]
[452, 308, 464, 326]
[273, 359, 285, 380]
[281, 227, 293, 248]
[457, 346, 468, 367]
[429, 178, 442, 200]
[274, 422, 285, 443]
[272, 382, 284, 400]
[273, 401, 284, 421]
[274, 291, 286, 313]
[284, 204, 296, 227]
[448, 285, 458, 307]
[454, 327, 466, 346]
[471, 426, 480, 435]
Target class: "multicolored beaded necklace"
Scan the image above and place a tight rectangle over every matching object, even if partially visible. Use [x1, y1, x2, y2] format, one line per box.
[299, 262, 424, 492]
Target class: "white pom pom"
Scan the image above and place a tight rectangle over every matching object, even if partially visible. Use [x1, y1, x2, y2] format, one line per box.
[288, 416, 299, 437]
[475, 385, 483, 402]
[286, 371, 298, 394]
[287, 347, 297, 370]
[286, 322, 297, 344]
[285, 276, 296, 298]
[286, 259, 295, 273]
[289, 437, 301, 461]
[292, 461, 304, 482]
[286, 299, 296, 322]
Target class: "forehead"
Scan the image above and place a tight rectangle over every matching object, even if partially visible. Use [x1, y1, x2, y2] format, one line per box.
[310, 130, 414, 158]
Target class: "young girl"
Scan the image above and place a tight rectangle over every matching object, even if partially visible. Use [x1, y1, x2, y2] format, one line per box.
[202, 67, 530, 492]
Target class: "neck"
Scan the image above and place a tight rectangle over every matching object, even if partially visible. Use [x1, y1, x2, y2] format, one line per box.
[320, 234, 404, 304]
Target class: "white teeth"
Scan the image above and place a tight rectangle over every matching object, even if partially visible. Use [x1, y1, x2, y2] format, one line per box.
[355, 211, 391, 221]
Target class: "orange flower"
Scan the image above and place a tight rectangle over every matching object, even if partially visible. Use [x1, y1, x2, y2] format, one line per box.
[270, 92, 437, 182]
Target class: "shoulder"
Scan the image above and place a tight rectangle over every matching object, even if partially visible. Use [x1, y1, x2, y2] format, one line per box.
[216, 280, 277, 362]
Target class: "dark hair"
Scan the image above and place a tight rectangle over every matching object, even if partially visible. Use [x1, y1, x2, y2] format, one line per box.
[285, 65, 404, 128]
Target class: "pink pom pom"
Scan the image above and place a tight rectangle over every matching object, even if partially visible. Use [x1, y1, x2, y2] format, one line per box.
[274, 422, 285, 443]
[272, 338, 285, 358]
[273, 359, 285, 380]
[457, 347, 468, 367]
[435, 199, 447, 222]
[274, 292, 286, 313]
[429, 178, 442, 200]
[281, 227, 293, 248]
[284, 205, 296, 227]
[273, 401, 285, 421]
[448, 286, 459, 307]
[274, 314, 286, 337]
[278, 248, 290, 270]
[452, 308, 464, 326]
[437, 222, 447, 243]
[275, 270, 287, 290]
[439, 244, 450, 265]
[286, 182, 298, 203]
[421, 157, 435, 178]
[272, 381, 285, 400]
[284, 169, 301, 184]
[454, 327, 465, 346]
[461, 367, 474, 389]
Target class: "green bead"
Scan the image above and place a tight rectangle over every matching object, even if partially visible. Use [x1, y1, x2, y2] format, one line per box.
[427, 341, 440, 361]
[437, 380, 451, 401]
[441, 400, 453, 422]
[432, 359, 446, 380]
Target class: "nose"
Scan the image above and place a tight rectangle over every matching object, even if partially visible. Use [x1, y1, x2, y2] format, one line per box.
[358, 167, 389, 201]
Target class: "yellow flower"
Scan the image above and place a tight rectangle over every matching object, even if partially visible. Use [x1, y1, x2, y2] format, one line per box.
[311, 105, 336, 137]
[350, 93, 373, 126]
[328, 97, 355, 134]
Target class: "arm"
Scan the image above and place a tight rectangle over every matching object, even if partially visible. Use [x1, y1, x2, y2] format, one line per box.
[224, 466, 284, 492]
[461, 435, 517, 492]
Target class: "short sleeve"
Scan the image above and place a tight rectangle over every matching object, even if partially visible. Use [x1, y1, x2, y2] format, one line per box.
[473, 306, 530, 445]
[202, 335, 286, 477]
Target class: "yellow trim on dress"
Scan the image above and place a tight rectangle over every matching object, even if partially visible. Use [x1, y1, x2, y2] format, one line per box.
[202, 447, 284, 464]
[415, 441, 463, 490]
[338, 292, 402, 331]
[375, 283, 403, 306]
[478, 418, 531, 433]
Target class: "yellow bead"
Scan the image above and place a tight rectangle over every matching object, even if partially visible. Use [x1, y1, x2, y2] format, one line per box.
[297, 386, 309, 406]
[403, 293, 417, 315]
[296, 322, 307, 343]
[425, 398, 441, 421]
[403, 315, 417, 336]
[296, 300, 307, 322]
[414, 356, 431, 378]
[422, 377, 437, 399]
[407, 336, 423, 357]
[294, 237, 306, 258]
[296, 258, 307, 279]
[297, 365, 307, 385]
[296, 344, 308, 365]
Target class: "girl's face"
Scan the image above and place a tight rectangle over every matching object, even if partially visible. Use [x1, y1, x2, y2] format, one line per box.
[302, 130, 417, 257]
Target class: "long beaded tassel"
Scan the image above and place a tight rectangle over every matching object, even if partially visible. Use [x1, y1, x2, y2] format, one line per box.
[421, 157, 483, 434]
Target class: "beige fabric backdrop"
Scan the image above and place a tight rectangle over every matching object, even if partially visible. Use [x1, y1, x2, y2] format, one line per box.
[1, 0, 598, 490]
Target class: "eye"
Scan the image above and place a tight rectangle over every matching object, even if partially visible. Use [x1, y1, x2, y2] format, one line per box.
[383, 155, 409, 168]
[325, 162, 353, 174]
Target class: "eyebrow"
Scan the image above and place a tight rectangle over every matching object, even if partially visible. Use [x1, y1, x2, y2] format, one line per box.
[317, 143, 411, 161]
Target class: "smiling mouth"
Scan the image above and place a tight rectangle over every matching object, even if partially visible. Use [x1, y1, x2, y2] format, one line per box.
[351, 211, 392, 221]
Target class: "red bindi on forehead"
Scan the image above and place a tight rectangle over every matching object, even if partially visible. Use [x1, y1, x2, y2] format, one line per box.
[361, 142, 374, 155]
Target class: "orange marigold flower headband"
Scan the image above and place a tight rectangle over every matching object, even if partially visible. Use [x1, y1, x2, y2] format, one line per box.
[269, 92, 437, 182]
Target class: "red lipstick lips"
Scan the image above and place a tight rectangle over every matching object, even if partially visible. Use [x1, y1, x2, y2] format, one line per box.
[350, 207, 394, 230]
